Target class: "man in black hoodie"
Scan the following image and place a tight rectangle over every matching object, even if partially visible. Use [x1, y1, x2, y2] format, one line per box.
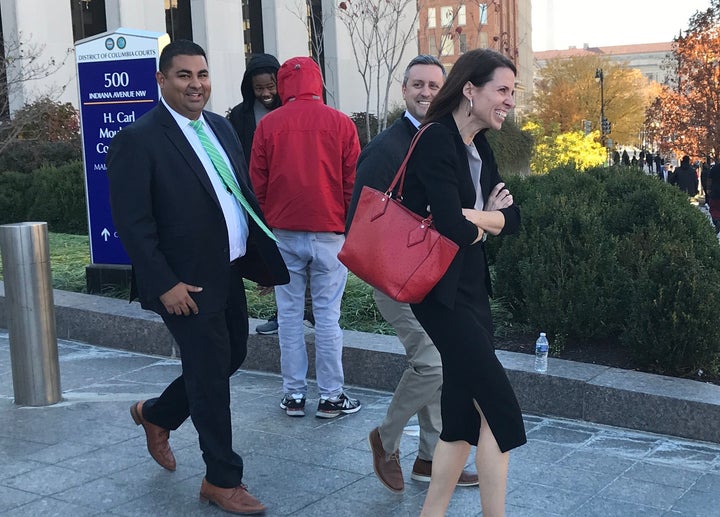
[229, 53, 313, 335]
[229, 54, 283, 335]
[228, 53, 281, 166]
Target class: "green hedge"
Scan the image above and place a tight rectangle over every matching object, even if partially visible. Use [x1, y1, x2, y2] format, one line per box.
[0, 170, 33, 224]
[0, 139, 81, 174]
[491, 166, 720, 376]
[0, 161, 87, 234]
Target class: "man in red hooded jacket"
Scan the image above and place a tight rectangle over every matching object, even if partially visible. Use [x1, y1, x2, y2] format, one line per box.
[250, 56, 362, 419]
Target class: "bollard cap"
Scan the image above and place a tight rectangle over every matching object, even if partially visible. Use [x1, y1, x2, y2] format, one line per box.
[0, 222, 51, 267]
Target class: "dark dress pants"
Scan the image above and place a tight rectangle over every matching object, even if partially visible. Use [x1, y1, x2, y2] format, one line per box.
[142, 266, 248, 488]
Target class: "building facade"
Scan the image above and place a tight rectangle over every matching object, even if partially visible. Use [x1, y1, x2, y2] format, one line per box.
[416, 0, 533, 119]
[534, 42, 674, 84]
[1, 0, 532, 121]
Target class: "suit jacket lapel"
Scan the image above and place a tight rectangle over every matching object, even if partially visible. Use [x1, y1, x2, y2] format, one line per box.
[155, 104, 222, 208]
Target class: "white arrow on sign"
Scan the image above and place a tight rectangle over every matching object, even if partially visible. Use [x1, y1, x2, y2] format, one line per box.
[101, 228, 111, 241]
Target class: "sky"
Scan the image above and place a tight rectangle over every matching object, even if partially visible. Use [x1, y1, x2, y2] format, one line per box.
[532, 0, 714, 51]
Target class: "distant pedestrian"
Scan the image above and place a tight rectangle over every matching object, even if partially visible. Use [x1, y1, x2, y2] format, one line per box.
[675, 155, 698, 196]
[708, 162, 720, 232]
[700, 160, 711, 204]
[622, 149, 630, 166]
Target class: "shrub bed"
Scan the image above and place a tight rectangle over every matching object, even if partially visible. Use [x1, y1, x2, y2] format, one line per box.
[0, 161, 87, 234]
[491, 166, 720, 377]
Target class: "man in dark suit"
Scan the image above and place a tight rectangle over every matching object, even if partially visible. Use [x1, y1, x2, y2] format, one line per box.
[348, 55, 477, 494]
[107, 40, 288, 515]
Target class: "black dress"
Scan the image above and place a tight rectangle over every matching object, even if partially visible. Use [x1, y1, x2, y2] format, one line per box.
[402, 114, 527, 452]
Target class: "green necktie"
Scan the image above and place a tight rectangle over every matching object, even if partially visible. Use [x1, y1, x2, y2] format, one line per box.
[189, 119, 277, 242]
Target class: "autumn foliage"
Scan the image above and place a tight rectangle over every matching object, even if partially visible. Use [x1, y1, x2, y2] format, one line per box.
[646, 1, 720, 161]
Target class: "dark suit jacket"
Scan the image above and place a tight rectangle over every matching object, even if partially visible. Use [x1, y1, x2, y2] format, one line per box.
[402, 113, 520, 308]
[346, 116, 417, 231]
[107, 102, 288, 314]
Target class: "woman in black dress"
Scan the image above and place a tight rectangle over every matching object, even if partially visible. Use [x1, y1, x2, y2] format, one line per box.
[402, 49, 527, 516]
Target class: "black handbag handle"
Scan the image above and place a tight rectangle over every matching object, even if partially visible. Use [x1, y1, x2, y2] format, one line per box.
[386, 123, 435, 200]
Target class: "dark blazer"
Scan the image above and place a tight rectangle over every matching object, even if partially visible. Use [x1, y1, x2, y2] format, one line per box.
[402, 113, 520, 308]
[107, 102, 288, 314]
[346, 116, 417, 231]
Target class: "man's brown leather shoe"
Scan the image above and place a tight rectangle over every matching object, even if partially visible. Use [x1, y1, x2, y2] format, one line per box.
[410, 457, 479, 487]
[199, 477, 266, 515]
[368, 427, 404, 493]
[130, 400, 176, 471]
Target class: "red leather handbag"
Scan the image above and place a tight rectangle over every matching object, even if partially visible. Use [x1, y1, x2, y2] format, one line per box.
[339, 124, 459, 304]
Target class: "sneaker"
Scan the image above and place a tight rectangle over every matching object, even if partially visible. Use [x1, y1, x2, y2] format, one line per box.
[316, 392, 361, 418]
[256, 316, 278, 335]
[280, 393, 306, 417]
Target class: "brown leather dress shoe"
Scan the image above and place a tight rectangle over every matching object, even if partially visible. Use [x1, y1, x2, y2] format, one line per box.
[368, 427, 404, 493]
[410, 457, 479, 487]
[130, 400, 176, 471]
[199, 477, 266, 515]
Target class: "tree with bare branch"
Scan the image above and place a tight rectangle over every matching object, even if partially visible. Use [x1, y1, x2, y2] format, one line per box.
[286, 1, 338, 106]
[0, 35, 74, 154]
[336, 0, 419, 142]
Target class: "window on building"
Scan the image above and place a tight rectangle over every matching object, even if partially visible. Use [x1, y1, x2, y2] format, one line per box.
[306, 0, 325, 84]
[165, 0, 193, 41]
[441, 6, 454, 28]
[429, 38, 438, 56]
[440, 35, 454, 56]
[242, 0, 263, 56]
[479, 32, 489, 48]
[459, 33, 467, 54]
[70, 0, 107, 42]
[428, 8, 436, 28]
[479, 2, 488, 25]
[458, 5, 466, 26]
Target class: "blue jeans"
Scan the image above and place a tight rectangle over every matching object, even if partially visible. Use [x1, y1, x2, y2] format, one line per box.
[273, 230, 347, 399]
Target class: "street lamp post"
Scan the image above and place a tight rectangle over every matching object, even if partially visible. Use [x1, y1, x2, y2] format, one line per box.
[595, 68, 608, 165]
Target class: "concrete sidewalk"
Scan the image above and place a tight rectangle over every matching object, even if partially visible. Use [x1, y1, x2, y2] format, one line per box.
[2, 282, 719, 445]
[1, 331, 719, 516]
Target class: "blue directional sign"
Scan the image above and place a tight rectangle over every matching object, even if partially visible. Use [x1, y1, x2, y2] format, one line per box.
[76, 29, 170, 264]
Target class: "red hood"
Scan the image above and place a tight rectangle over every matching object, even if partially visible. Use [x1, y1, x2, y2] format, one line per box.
[277, 57, 324, 104]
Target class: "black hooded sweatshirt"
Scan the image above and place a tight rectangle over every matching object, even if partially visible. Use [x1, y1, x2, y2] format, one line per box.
[227, 54, 281, 166]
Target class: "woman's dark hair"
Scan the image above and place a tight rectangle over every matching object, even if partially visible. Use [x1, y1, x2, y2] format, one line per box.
[159, 40, 207, 74]
[424, 49, 516, 124]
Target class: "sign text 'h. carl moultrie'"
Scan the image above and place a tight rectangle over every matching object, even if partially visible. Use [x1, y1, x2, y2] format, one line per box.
[76, 28, 169, 265]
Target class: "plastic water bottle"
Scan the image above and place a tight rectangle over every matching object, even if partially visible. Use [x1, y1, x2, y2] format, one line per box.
[534, 332, 549, 373]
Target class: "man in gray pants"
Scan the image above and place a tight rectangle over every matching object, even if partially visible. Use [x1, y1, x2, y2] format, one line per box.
[347, 55, 478, 494]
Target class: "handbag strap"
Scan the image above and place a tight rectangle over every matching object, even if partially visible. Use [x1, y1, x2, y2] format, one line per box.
[386, 123, 435, 199]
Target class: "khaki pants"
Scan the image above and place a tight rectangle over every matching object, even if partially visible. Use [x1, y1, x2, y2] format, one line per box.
[374, 290, 443, 460]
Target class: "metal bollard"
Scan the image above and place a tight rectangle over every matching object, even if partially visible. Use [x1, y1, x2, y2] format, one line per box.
[0, 222, 61, 406]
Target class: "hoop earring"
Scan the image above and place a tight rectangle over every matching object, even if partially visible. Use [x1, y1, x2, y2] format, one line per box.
[466, 97, 473, 117]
